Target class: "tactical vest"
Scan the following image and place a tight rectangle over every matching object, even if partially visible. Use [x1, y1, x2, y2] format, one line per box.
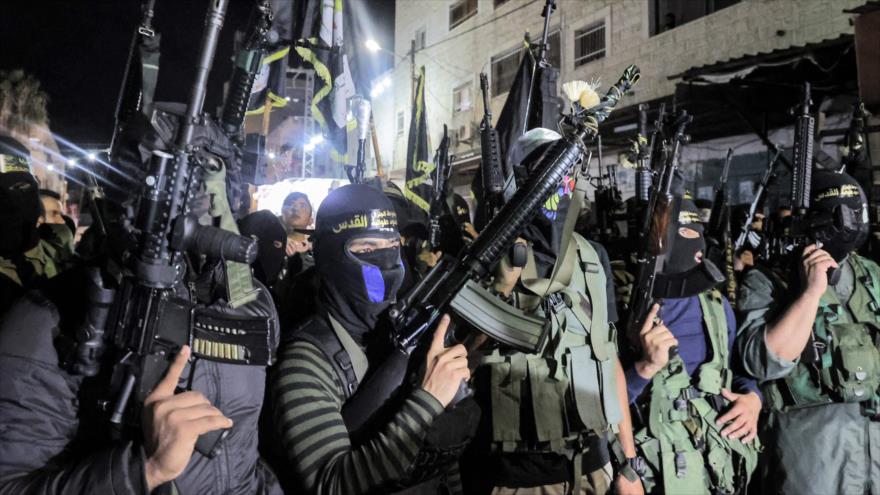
[765, 254, 880, 412]
[478, 234, 620, 471]
[633, 290, 760, 494]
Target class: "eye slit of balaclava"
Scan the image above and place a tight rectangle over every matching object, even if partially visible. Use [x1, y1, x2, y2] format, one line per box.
[344, 236, 403, 303]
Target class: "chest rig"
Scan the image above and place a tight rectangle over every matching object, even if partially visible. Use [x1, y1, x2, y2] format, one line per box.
[766, 254, 880, 413]
[478, 234, 620, 466]
[633, 291, 760, 494]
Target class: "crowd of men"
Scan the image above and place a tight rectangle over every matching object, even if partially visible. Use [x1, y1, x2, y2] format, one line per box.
[0, 87, 877, 495]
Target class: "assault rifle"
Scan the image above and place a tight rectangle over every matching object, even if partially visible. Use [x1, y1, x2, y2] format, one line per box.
[705, 148, 734, 264]
[626, 110, 692, 349]
[784, 82, 843, 284]
[220, 0, 276, 138]
[705, 148, 734, 300]
[734, 149, 780, 253]
[428, 125, 452, 251]
[523, 0, 557, 134]
[110, 0, 160, 153]
[68, 0, 262, 459]
[347, 96, 372, 184]
[594, 136, 623, 243]
[342, 66, 640, 433]
[634, 103, 653, 204]
[479, 72, 504, 217]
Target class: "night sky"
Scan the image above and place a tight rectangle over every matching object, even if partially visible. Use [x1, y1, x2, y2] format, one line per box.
[0, 0, 394, 147]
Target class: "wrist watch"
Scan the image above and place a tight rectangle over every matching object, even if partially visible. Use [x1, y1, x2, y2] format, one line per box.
[620, 456, 645, 482]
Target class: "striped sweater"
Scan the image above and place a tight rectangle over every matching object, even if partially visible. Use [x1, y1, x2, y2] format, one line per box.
[271, 339, 444, 494]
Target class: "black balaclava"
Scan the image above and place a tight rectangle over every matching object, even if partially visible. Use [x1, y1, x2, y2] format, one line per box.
[0, 135, 41, 257]
[664, 194, 705, 274]
[654, 192, 724, 299]
[314, 184, 405, 344]
[510, 128, 572, 277]
[238, 210, 287, 287]
[806, 169, 870, 263]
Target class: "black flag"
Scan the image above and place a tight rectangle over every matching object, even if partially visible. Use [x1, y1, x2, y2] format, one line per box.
[473, 39, 558, 227]
[294, 0, 356, 164]
[405, 66, 432, 213]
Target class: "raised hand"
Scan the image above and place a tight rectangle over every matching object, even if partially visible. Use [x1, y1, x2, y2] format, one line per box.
[421, 315, 471, 407]
[142, 346, 233, 491]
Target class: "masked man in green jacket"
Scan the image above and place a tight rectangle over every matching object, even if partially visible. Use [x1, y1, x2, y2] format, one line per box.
[738, 169, 879, 493]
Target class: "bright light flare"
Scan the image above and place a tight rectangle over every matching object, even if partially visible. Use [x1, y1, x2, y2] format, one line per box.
[365, 39, 381, 53]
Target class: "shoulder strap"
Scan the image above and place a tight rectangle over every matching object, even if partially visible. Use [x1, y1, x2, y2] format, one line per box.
[294, 316, 360, 399]
[695, 290, 730, 394]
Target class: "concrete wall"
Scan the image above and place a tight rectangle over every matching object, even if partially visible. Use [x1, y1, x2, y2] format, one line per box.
[379, 0, 863, 179]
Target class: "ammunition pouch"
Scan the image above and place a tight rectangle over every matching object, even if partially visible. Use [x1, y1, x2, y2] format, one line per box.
[478, 235, 620, 459]
[767, 255, 880, 410]
[634, 291, 760, 494]
[191, 306, 276, 365]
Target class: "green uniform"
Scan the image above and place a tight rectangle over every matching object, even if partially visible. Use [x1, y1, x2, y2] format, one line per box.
[464, 235, 620, 493]
[270, 314, 452, 495]
[738, 254, 880, 494]
[631, 290, 760, 494]
[0, 240, 58, 314]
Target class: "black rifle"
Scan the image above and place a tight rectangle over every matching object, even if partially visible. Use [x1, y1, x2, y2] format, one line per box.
[342, 66, 640, 433]
[347, 96, 372, 184]
[634, 103, 653, 204]
[626, 110, 692, 349]
[522, 0, 556, 134]
[110, 0, 160, 153]
[220, 0, 275, 138]
[734, 149, 780, 253]
[428, 125, 452, 250]
[594, 136, 622, 243]
[70, 0, 261, 460]
[480, 73, 504, 215]
[705, 148, 734, 260]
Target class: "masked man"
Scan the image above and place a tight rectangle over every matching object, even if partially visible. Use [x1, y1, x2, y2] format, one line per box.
[270, 184, 471, 494]
[0, 104, 281, 494]
[460, 129, 642, 495]
[0, 135, 57, 314]
[738, 169, 879, 493]
[624, 194, 761, 493]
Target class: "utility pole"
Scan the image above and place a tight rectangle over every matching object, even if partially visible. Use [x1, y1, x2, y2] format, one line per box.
[410, 38, 416, 103]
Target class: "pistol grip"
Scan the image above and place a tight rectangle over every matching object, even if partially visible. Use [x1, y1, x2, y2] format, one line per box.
[195, 426, 230, 458]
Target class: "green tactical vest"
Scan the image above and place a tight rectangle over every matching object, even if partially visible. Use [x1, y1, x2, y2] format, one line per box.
[765, 254, 880, 411]
[633, 290, 761, 494]
[478, 234, 620, 463]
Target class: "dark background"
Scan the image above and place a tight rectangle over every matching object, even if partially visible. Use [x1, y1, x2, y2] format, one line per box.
[0, 0, 395, 146]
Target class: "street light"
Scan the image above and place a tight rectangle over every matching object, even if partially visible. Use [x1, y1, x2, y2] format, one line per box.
[67, 158, 76, 166]
[365, 39, 381, 53]
[87, 152, 96, 161]
[370, 76, 392, 98]
[268, 152, 277, 159]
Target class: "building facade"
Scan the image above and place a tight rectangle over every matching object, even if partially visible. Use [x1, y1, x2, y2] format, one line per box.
[374, 0, 865, 203]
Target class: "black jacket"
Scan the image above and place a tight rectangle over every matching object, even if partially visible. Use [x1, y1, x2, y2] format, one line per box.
[0, 278, 281, 494]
